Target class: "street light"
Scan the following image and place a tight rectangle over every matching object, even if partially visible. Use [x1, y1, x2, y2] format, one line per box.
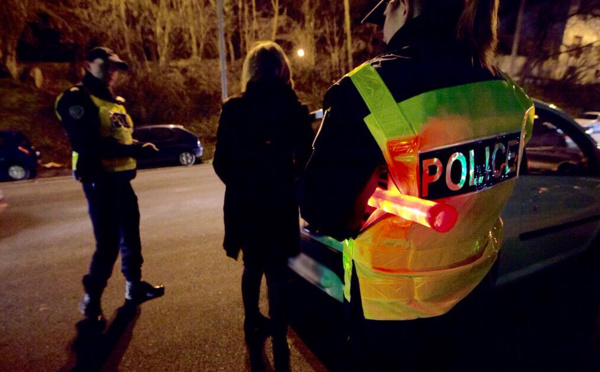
[297, 49, 305, 58]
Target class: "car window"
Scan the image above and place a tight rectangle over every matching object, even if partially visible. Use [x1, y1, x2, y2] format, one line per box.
[14, 133, 31, 147]
[150, 128, 174, 140]
[133, 129, 151, 142]
[525, 110, 588, 176]
[582, 113, 599, 120]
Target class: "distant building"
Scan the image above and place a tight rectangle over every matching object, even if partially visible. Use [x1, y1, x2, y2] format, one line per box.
[497, 0, 600, 84]
[557, 0, 600, 83]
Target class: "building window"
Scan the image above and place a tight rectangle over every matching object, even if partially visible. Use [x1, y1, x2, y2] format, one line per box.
[570, 35, 583, 58]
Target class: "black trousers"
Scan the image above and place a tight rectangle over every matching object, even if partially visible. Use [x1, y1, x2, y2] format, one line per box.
[242, 257, 290, 358]
[346, 263, 498, 372]
[82, 179, 144, 292]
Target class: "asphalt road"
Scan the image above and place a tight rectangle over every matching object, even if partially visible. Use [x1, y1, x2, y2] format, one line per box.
[1, 164, 600, 371]
[0, 165, 326, 372]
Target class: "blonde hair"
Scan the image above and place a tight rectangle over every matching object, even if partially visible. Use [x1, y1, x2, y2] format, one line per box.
[419, 0, 499, 72]
[240, 41, 293, 92]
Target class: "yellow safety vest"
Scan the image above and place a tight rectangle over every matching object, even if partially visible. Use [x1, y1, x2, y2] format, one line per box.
[344, 63, 534, 320]
[56, 89, 137, 174]
[88, 95, 136, 173]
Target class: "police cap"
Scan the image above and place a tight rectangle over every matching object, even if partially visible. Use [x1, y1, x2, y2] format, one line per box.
[86, 47, 129, 71]
[362, 0, 392, 25]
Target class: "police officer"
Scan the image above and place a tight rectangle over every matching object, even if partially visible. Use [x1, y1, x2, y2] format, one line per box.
[56, 47, 164, 322]
[300, 0, 534, 370]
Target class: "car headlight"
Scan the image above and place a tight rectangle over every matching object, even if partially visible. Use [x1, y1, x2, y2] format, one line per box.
[587, 125, 600, 134]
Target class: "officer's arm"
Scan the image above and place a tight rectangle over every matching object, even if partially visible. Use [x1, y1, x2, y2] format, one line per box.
[292, 104, 315, 178]
[98, 136, 149, 159]
[299, 78, 384, 240]
[56, 90, 101, 158]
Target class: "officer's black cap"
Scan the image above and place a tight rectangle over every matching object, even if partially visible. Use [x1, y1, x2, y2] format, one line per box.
[362, 0, 390, 25]
[86, 47, 129, 71]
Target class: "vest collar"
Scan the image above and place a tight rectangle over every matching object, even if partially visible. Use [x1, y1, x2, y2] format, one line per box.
[82, 73, 117, 102]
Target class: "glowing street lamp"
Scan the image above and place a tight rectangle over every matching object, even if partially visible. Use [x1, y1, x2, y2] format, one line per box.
[297, 49, 306, 58]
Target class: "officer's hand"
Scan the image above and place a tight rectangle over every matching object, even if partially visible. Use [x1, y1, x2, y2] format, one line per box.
[142, 142, 159, 152]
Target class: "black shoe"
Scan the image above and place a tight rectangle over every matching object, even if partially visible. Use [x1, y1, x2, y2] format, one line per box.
[273, 340, 290, 372]
[125, 280, 165, 304]
[246, 334, 267, 372]
[78, 293, 105, 323]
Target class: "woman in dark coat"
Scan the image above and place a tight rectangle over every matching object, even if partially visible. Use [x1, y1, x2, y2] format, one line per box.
[213, 41, 313, 372]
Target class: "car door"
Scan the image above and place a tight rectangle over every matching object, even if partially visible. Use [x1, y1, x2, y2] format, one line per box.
[147, 127, 177, 162]
[497, 106, 600, 286]
[132, 128, 153, 163]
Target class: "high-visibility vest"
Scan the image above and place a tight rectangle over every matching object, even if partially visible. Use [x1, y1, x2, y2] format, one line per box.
[56, 87, 137, 174]
[343, 63, 534, 320]
[88, 95, 136, 173]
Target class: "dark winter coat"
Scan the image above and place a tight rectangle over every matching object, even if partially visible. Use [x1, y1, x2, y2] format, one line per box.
[213, 79, 313, 263]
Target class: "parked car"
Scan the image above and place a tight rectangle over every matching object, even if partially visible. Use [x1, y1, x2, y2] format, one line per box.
[290, 99, 600, 303]
[575, 111, 600, 127]
[575, 111, 600, 143]
[132, 124, 203, 166]
[0, 130, 39, 181]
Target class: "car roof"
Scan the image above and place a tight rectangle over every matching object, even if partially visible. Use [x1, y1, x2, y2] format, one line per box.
[0, 130, 24, 135]
[532, 99, 579, 124]
[135, 124, 185, 130]
[0, 130, 27, 141]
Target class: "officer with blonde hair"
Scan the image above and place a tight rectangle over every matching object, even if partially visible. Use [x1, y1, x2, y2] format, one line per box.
[301, 0, 534, 370]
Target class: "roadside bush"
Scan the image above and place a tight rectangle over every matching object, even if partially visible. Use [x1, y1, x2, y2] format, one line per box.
[0, 78, 71, 165]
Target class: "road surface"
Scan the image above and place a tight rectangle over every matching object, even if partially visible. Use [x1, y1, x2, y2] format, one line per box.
[1, 164, 600, 371]
[0, 165, 326, 371]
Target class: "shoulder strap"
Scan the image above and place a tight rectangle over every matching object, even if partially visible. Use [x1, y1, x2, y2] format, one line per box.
[348, 63, 416, 158]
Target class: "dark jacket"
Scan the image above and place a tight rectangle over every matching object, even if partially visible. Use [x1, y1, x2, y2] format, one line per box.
[300, 16, 503, 241]
[56, 72, 150, 182]
[213, 79, 313, 262]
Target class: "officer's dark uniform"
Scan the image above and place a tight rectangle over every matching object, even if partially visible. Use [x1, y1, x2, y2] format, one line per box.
[56, 47, 163, 319]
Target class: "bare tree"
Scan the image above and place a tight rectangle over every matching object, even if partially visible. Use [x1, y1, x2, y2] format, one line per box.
[323, 18, 343, 78]
[271, 0, 279, 40]
[343, 0, 353, 71]
[296, 0, 316, 66]
[514, 0, 600, 84]
[0, 0, 29, 78]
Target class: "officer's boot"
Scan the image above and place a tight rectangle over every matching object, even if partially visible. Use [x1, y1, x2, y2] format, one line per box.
[125, 280, 165, 304]
[79, 275, 105, 323]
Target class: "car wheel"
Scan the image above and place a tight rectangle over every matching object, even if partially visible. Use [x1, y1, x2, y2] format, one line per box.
[178, 152, 196, 166]
[7, 164, 30, 180]
[557, 162, 577, 175]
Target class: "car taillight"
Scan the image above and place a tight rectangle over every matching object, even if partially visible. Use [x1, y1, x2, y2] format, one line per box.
[18, 146, 30, 155]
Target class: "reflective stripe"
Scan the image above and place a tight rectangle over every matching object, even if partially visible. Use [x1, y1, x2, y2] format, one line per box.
[348, 63, 417, 164]
[72, 151, 79, 171]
